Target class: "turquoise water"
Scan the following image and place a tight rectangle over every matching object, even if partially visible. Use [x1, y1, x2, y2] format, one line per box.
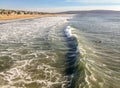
[0, 13, 120, 88]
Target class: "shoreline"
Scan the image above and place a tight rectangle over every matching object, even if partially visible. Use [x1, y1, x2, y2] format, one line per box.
[0, 14, 68, 20]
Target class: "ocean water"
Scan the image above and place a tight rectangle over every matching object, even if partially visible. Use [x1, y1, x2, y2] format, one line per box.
[0, 13, 120, 88]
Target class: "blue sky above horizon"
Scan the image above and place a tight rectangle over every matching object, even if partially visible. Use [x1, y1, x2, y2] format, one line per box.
[0, 0, 120, 12]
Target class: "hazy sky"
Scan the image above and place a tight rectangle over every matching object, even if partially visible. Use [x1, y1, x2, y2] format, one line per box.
[0, 0, 120, 12]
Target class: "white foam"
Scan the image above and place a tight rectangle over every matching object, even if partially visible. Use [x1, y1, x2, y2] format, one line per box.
[0, 16, 73, 88]
[65, 26, 73, 38]
[65, 26, 79, 39]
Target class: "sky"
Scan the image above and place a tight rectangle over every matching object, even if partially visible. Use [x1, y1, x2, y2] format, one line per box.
[0, 0, 120, 12]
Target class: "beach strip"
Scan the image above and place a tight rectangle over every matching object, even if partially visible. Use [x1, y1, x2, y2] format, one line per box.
[0, 14, 67, 20]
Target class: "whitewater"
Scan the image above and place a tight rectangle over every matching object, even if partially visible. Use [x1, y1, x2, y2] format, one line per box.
[0, 14, 120, 88]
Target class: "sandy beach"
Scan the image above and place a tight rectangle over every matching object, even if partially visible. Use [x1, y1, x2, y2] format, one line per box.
[0, 14, 66, 20]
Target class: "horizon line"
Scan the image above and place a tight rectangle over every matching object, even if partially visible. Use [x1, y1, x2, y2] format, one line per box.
[1, 6, 120, 12]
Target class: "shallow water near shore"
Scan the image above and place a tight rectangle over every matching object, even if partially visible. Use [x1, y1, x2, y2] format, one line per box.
[0, 14, 120, 88]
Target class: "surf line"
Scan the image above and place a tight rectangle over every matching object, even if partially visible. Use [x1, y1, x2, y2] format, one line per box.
[64, 26, 80, 88]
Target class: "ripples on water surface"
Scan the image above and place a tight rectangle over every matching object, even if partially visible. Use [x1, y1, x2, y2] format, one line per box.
[0, 13, 120, 88]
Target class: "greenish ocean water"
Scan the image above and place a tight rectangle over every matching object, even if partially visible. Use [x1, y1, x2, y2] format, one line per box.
[0, 13, 120, 88]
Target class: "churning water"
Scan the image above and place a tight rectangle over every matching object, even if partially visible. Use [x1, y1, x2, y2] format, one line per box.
[0, 13, 120, 88]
